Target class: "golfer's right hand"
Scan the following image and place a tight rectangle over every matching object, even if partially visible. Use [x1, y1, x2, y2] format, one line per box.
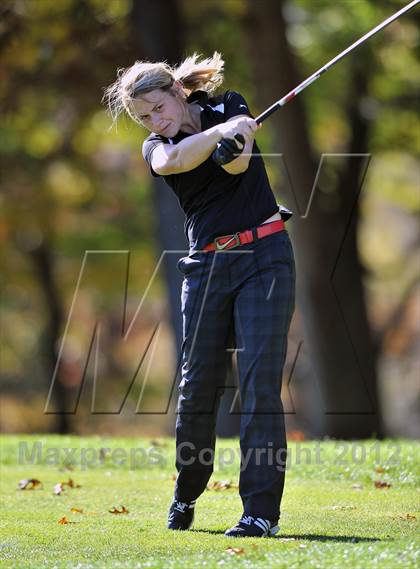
[213, 117, 259, 165]
[217, 116, 259, 141]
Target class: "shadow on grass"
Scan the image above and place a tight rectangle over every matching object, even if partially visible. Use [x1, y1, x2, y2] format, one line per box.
[190, 529, 227, 536]
[279, 534, 383, 543]
[191, 529, 383, 543]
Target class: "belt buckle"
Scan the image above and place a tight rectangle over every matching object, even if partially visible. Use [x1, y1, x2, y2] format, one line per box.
[215, 232, 241, 250]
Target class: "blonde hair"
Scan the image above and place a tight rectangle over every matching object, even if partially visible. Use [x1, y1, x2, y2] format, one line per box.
[103, 52, 224, 126]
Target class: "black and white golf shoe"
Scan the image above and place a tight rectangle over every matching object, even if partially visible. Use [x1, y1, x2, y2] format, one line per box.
[224, 515, 279, 538]
[167, 499, 196, 530]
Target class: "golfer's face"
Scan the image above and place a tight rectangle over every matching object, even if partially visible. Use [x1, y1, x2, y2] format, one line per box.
[133, 89, 182, 137]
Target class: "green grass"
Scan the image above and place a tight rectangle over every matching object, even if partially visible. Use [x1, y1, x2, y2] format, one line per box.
[0, 435, 419, 568]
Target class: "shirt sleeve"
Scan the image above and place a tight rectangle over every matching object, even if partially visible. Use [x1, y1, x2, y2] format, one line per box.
[223, 90, 254, 120]
[142, 133, 166, 177]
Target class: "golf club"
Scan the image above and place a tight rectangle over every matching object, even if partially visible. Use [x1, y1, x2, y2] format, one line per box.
[213, 0, 419, 165]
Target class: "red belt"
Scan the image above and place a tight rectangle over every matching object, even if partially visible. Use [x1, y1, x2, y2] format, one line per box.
[202, 219, 285, 252]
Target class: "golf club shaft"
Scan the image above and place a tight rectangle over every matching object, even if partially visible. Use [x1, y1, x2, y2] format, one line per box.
[255, 0, 419, 123]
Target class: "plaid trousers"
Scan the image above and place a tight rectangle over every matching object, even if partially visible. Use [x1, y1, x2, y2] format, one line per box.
[174, 229, 295, 521]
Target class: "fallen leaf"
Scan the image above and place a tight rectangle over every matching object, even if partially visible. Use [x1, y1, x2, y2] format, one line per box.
[69, 507, 97, 516]
[375, 466, 385, 474]
[149, 439, 166, 447]
[207, 480, 238, 491]
[18, 478, 42, 490]
[54, 478, 81, 494]
[327, 505, 357, 511]
[226, 547, 244, 555]
[58, 516, 75, 524]
[287, 430, 306, 441]
[374, 480, 392, 489]
[398, 514, 417, 521]
[109, 505, 129, 514]
[63, 478, 81, 489]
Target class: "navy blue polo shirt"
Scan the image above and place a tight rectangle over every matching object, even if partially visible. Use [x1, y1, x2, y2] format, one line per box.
[142, 90, 280, 251]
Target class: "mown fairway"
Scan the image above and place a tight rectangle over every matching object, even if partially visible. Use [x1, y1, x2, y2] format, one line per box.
[0, 436, 419, 568]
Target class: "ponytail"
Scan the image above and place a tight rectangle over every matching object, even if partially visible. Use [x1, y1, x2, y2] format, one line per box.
[172, 52, 224, 93]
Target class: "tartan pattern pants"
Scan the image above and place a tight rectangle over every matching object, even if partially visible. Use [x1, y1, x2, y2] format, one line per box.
[174, 229, 295, 521]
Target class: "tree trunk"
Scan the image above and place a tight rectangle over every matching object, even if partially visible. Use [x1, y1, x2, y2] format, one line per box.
[30, 239, 70, 434]
[245, 0, 384, 438]
[130, 0, 185, 353]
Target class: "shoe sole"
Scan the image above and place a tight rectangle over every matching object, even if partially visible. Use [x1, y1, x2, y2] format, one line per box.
[224, 525, 280, 538]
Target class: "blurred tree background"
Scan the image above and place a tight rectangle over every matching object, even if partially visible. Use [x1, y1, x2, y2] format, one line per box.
[0, 0, 418, 438]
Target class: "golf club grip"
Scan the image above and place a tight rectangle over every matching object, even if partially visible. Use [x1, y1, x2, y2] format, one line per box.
[212, 133, 245, 166]
[212, 101, 282, 165]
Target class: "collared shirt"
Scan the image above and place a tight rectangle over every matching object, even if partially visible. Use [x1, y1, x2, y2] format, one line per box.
[142, 90, 281, 251]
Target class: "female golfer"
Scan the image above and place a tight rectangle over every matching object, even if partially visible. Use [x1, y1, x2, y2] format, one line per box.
[104, 52, 295, 538]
